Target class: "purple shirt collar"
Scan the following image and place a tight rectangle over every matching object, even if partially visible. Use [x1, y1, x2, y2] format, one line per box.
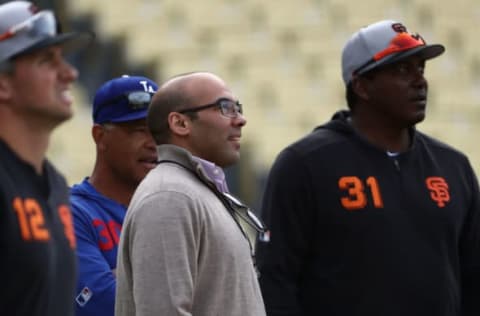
[192, 156, 229, 193]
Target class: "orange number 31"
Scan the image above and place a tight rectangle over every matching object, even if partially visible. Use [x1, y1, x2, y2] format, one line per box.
[339, 176, 384, 211]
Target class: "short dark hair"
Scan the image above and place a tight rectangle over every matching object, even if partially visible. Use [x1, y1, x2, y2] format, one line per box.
[147, 87, 197, 145]
[346, 68, 380, 111]
[0, 60, 14, 74]
[345, 82, 357, 111]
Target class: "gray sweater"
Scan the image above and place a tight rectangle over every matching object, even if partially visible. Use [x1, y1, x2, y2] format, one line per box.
[115, 144, 266, 316]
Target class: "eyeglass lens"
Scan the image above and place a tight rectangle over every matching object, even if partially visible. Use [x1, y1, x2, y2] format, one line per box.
[219, 100, 242, 118]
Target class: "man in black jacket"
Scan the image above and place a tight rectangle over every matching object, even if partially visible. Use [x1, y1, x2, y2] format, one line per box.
[0, 1, 92, 315]
[256, 20, 480, 316]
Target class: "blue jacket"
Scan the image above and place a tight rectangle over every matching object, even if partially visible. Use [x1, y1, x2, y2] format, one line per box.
[71, 178, 126, 316]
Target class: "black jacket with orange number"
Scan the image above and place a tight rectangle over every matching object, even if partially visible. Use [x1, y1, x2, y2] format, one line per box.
[0, 140, 76, 316]
[256, 110, 480, 316]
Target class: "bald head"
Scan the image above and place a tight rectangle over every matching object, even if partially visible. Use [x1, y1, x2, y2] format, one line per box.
[161, 72, 227, 99]
[148, 71, 246, 167]
[147, 72, 229, 144]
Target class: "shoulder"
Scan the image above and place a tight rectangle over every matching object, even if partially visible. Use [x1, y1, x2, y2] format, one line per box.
[293, 126, 348, 153]
[414, 131, 477, 183]
[70, 182, 95, 212]
[125, 184, 221, 236]
[44, 160, 68, 186]
[273, 126, 350, 170]
[70, 196, 100, 218]
[415, 131, 470, 162]
[138, 162, 206, 195]
[69, 181, 112, 223]
[130, 165, 218, 214]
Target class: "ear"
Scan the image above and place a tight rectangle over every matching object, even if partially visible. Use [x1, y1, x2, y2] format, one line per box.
[351, 76, 370, 101]
[168, 112, 190, 137]
[0, 75, 14, 102]
[91, 124, 107, 150]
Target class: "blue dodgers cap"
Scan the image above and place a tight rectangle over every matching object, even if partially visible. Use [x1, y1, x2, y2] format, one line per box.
[93, 75, 158, 124]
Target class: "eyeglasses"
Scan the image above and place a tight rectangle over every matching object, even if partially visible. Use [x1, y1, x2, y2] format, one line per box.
[374, 32, 426, 61]
[178, 98, 243, 118]
[0, 11, 56, 42]
[93, 91, 154, 121]
[222, 192, 265, 233]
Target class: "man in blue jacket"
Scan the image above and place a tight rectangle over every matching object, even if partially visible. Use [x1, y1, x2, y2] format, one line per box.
[71, 75, 158, 316]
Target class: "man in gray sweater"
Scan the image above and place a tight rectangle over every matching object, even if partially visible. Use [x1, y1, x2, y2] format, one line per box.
[115, 71, 266, 316]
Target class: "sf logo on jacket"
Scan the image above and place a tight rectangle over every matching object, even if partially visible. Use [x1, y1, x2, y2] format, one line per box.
[338, 176, 450, 210]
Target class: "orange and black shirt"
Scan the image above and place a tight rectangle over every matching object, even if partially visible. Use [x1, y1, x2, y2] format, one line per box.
[257, 110, 480, 316]
[0, 140, 76, 316]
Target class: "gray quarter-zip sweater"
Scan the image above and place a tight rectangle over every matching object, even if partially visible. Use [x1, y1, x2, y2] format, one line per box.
[115, 144, 266, 316]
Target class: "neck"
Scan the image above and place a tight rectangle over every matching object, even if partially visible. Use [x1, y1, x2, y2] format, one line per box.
[350, 115, 411, 152]
[0, 120, 51, 175]
[88, 169, 137, 206]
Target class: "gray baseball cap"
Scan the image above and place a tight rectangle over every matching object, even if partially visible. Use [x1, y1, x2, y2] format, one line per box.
[0, 1, 93, 64]
[341, 20, 445, 85]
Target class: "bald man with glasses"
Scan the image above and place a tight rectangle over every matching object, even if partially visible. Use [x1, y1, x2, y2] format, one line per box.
[115, 71, 266, 316]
